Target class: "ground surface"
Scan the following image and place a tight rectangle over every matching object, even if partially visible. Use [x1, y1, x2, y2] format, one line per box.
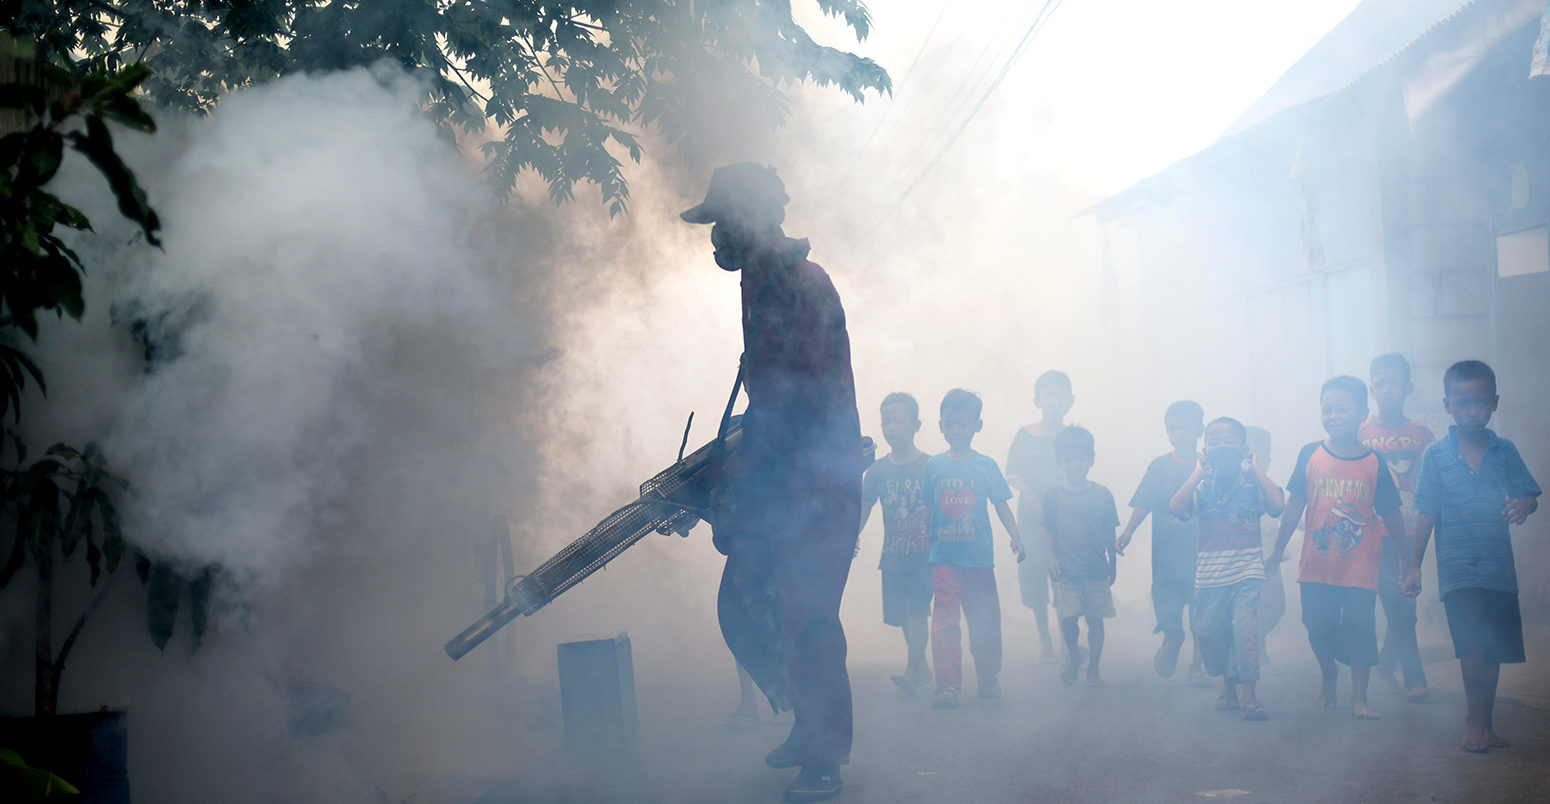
[471, 619, 1550, 804]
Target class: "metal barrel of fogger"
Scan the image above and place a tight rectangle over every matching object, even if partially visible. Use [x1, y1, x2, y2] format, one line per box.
[444, 577, 547, 660]
[443, 499, 668, 660]
[443, 430, 734, 661]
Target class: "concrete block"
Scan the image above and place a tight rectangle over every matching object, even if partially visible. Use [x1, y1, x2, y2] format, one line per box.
[557, 633, 636, 755]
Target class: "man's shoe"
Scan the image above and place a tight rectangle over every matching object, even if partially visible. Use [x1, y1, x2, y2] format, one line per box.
[931, 688, 959, 710]
[765, 736, 801, 769]
[977, 678, 1002, 699]
[784, 766, 842, 803]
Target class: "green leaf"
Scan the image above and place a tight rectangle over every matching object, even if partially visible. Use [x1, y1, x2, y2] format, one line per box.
[66, 117, 161, 247]
[0, 745, 82, 797]
[20, 220, 40, 254]
[146, 563, 184, 651]
[22, 477, 59, 557]
[54, 202, 91, 230]
[25, 135, 64, 187]
[26, 458, 64, 478]
[10, 0, 889, 212]
[85, 528, 102, 586]
[44, 262, 85, 321]
[95, 92, 157, 134]
[43, 443, 80, 461]
[59, 481, 91, 556]
[189, 566, 214, 647]
[102, 523, 124, 573]
[0, 342, 46, 423]
[97, 492, 124, 572]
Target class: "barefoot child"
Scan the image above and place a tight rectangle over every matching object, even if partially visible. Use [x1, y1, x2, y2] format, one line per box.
[1006, 370, 1073, 662]
[861, 393, 934, 696]
[1360, 353, 1433, 702]
[1269, 376, 1408, 720]
[1402, 360, 1540, 752]
[1046, 426, 1120, 686]
[1118, 400, 1205, 680]
[925, 389, 1027, 709]
[1172, 417, 1284, 720]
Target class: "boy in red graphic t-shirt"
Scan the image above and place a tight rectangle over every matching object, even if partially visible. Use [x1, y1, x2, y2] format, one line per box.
[1359, 353, 1433, 702]
[1269, 376, 1409, 719]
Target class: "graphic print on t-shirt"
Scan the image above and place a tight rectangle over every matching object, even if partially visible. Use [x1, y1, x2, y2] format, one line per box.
[1359, 419, 1434, 532]
[1310, 498, 1368, 552]
[936, 479, 977, 542]
[1360, 426, 1430, 487]
[864, 456, 931, 555]
[1305, 472, 1376, 555]
[926, 452, 1013, 569]
[1290, 442, 1400, 591]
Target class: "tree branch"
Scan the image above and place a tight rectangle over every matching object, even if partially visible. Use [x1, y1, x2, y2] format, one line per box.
[0, 522, 23, 589]
[50, 565, 125, 676]
[447, 59, 490, 102]
[563, 16, 605, 33]
[518, 41, 570, 103]
[82, 0, 128, 21]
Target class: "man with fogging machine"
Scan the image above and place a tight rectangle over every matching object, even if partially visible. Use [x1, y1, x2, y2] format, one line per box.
[682, 163, 862, 804]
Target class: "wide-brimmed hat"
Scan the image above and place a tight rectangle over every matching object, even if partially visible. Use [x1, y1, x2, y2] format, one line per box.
[681, 162, 789, 225]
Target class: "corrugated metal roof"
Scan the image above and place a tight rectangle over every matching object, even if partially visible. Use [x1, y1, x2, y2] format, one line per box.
[1223, 0, 1479, 137]
[1087, 0, 1541, 218]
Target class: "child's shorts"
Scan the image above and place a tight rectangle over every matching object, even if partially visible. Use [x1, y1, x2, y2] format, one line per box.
[1443, 588, 1526, 664]
[1019, 543, 1050, 609]
[1056, 578, 1115, 621]
[1299, 582, 1378, 667]
[880, 552, 934, 627]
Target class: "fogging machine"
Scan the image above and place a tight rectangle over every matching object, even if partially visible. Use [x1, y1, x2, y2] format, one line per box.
[445, 414, 875, 661]
[446, 413, 733, 660]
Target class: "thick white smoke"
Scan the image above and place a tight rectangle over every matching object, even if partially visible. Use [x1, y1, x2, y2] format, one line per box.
[4, 65, 539, 801]
[86, 65, 515, 579]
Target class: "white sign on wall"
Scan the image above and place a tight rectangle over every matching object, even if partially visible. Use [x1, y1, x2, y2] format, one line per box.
[1497, 226, 1549, 278]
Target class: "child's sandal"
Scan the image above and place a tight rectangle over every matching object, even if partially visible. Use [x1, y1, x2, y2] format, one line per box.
[1243, 701, 1270, 721]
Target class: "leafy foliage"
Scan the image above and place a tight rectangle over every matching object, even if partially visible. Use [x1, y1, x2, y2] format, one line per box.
[7, 1, 891, 216]
[0, 746, 81, 801]
[0, 34, 160, 616]
[2, 443, 129, 586]
[0, 1, 891, 716]
[0, 33, 212, 714]
[0, 55, 160, 346]
[141, 560, 216, 650]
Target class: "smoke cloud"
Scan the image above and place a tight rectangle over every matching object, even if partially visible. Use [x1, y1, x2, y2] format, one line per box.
[3, 64, 546, 800]
[5, 2, 1544, 801]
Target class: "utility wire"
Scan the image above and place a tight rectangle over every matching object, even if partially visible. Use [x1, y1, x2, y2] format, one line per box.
[859, 0, 1066, 240]
[846, 2, 951, 161]
[864, 2, 1043, 203]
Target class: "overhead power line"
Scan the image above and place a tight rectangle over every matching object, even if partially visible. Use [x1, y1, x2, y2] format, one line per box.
[859, 0, 1066, 240]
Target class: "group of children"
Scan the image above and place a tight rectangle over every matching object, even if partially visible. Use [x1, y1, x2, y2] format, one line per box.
[859, 358, 1540, 750]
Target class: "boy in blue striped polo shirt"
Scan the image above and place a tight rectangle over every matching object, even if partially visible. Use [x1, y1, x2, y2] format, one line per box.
[1171, 417, 1285, 720]
[1402, 360, 1541, 753]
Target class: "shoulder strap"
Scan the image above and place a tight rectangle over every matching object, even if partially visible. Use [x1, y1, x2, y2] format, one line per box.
[718, 355, 745, 441]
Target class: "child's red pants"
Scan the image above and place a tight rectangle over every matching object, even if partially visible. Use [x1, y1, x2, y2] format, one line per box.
[930, 563, 1003, 692]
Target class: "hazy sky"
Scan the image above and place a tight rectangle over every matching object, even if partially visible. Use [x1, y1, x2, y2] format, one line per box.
[802, 0, 1365, 194]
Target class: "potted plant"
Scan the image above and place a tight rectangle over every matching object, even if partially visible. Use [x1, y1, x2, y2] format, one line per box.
[0, 31, 201, 803]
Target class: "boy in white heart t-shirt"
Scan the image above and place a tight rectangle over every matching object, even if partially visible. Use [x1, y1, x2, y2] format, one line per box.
[923, 389, 1027, 710]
